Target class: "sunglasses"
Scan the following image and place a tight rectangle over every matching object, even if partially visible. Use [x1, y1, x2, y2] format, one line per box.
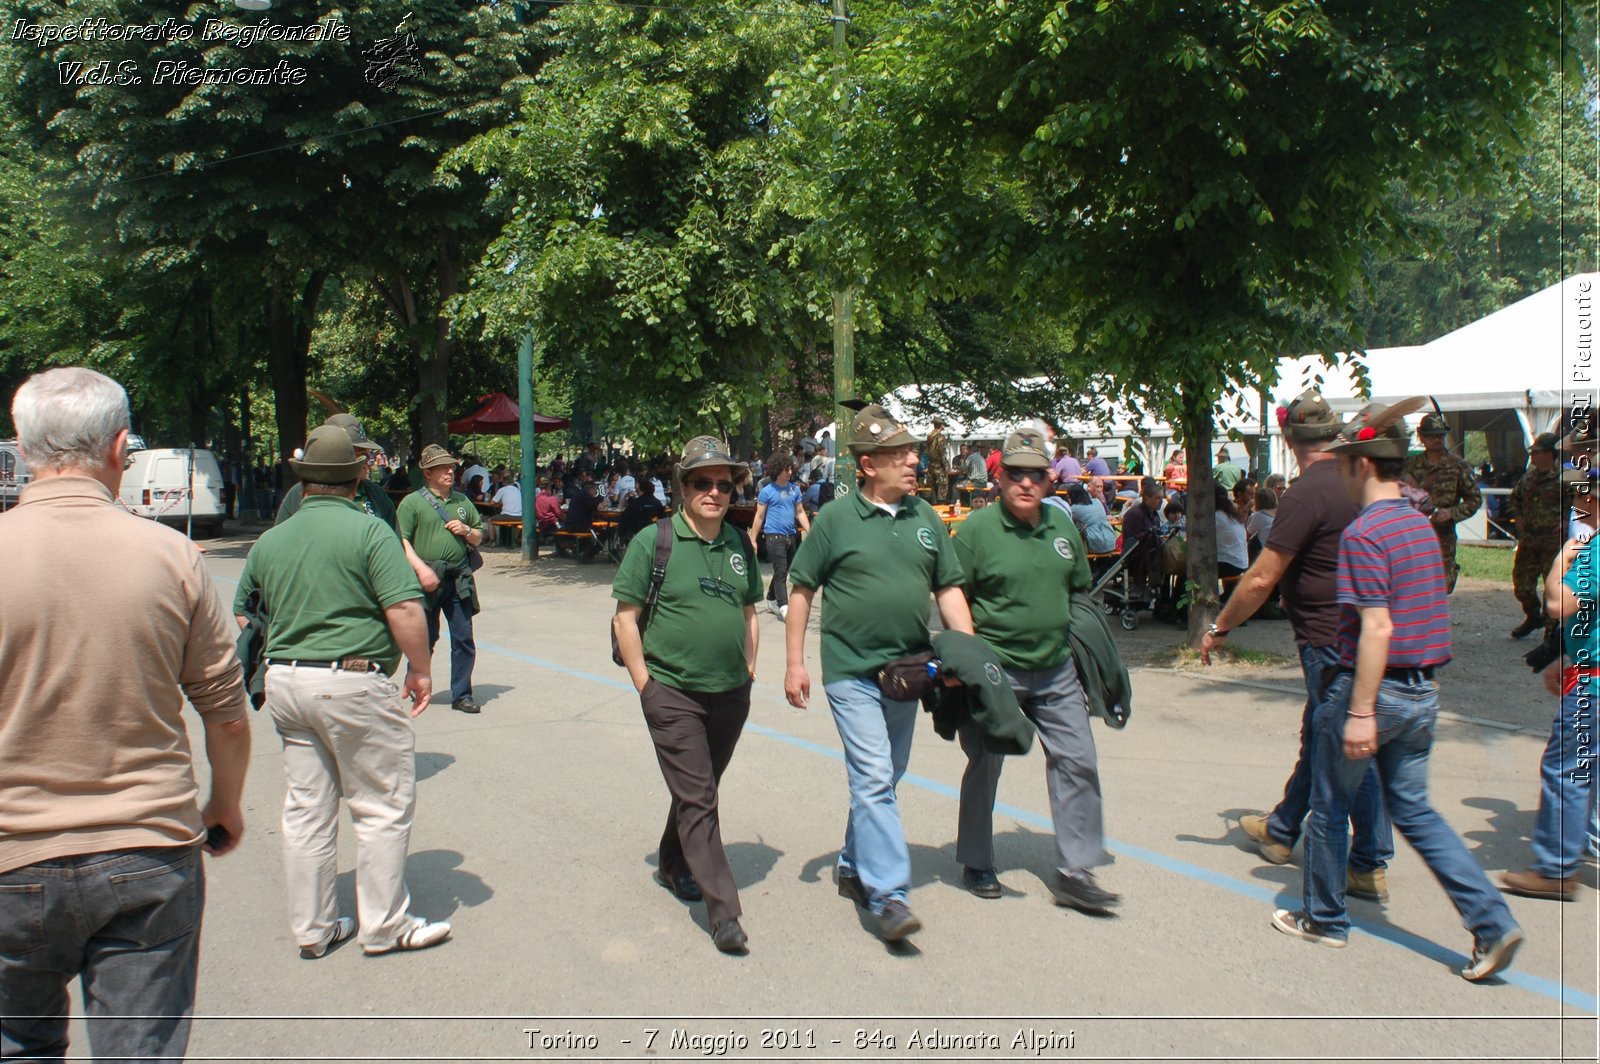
[1004, 467, 1049, 484]
[698, 576, 739, 604]
[690, 477, 736, 495]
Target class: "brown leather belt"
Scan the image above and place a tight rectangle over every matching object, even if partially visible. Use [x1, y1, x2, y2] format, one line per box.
[265, 658, 382, 673]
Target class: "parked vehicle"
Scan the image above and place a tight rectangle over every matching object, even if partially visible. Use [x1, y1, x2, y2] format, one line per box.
[120, 447, 226, 536]
[0, 440, 29, 512]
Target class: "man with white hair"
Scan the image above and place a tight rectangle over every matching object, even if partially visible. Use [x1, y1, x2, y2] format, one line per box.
[0, 367, 252, 1060]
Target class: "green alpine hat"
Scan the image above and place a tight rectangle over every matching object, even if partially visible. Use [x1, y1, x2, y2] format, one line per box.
[675, 435, 749, 491]
[324, 412, 376, 451]
[1529, 432, 1559, 454]
[1000, 427, 1051, 469]
[418, 443, 454, 469]
[1324, 397, 1427, 460]
[845, 403, 919, 455]
[1417, 412, 1450, 437]
[1282, 387, 1341, 442]
[288, 424, 369, 484]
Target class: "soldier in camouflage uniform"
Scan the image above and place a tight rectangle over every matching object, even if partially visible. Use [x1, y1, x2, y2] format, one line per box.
[1404, 412, 1482, 593]
[1506, 433, 1563, 638]
[925, 417, 951, 504]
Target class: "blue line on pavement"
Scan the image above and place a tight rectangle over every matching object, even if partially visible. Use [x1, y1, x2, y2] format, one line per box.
[203, 584, 1591, 1012]
[470, 641, 1594, 1012]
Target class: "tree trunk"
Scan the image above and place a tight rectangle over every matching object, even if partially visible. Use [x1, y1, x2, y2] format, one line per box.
[263, 271, 329, 479]
[1181, 397, 1219, 647]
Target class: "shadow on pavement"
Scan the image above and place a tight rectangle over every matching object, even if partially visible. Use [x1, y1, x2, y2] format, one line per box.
[415, 751, 457, 783]
[332, 849, 495, 924]
[1460, 795, 1535, 870]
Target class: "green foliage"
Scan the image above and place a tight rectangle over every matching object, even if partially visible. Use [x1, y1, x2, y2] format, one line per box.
[450, 1, 831, 450]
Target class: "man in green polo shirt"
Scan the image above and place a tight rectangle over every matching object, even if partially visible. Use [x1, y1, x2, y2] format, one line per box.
[274, 412, 397, 531]
[785, 402, 973, 942]
[951, 428, 1121, 913]
[396, 444, 486, 714]
[613, 436, 761, 955]
[234, 425, 450, 959]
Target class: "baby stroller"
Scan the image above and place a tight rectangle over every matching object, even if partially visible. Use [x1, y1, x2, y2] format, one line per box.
[1087, 527, 1179, 631]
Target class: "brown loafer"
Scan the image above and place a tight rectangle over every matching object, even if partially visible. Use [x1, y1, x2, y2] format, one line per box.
[1499, 869, 1579, 901]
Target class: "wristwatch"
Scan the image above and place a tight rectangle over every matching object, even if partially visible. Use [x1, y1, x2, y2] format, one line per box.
[1207, 622, 1228, 638]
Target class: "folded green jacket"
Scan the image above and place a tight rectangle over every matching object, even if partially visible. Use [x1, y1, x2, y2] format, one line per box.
[927, 630, 1036, 755]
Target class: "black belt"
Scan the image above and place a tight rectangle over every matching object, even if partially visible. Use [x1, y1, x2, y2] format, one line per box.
[1340, 665, 1436, 683]
[265, 658, 383, 673]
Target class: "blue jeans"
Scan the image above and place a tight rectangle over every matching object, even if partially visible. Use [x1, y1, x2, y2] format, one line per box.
[1268, 644, 1394, 872]
[425, 578, 476, 702]
[0, 846, 204, 1060]
[825, 677, 918, 915]
[1530, 689, 1597, 877]
[1304, 673, 1518, 942]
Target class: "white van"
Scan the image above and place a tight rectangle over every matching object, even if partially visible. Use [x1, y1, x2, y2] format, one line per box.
[0, 440, 30, 512]
[120, 447, 226, 536]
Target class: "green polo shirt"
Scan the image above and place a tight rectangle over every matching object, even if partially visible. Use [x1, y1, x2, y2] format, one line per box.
[396, 488, 483, 566]
[276, 479, 397, 532]
[952, 500, 1092, 671]
[234, 496, 422, 673]
[789, 490, 965, 683]
[613, 512, 763, 693]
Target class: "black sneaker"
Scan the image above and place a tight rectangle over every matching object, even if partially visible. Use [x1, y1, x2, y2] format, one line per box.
[1461, 927, 1525, 982]
[874, 900, 922, 941]
[452, 697, 480, 714]
[961, 866, 1002, 899]
[1509, 618, 1541, 640]
[1049, 869, 1121, 912]
[836, 869, 868, 908]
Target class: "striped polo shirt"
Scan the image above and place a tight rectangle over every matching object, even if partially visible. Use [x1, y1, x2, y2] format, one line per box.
[1334, 498, 1451, 670]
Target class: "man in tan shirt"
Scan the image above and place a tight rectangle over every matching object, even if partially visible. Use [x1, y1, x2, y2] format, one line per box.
[0, 367, 251, 1061]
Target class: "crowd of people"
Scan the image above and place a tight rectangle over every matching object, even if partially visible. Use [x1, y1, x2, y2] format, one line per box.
[1, 367, 1594, 1060]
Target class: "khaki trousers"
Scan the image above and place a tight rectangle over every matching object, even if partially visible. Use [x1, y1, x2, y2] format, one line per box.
[266, 664, 416, 952]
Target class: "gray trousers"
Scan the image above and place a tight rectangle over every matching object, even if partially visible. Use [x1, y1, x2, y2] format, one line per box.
[957, 658, 1109, 874]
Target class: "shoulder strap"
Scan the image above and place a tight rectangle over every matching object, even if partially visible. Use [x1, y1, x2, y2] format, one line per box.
[638, 518, 675, 633]
[731, 524, 755, 567]
[417, 488, 451, 523]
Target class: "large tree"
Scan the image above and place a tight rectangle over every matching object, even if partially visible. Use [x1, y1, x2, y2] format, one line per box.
[775, 0, 1570, 642]
[450, 1, 829, 450]
[4, 0, 541, 460]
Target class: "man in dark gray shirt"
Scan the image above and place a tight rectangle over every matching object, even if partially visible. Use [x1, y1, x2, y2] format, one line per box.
[1200, 388, 1394, 902]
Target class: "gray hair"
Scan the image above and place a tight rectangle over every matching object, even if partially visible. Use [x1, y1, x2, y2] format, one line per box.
[11, 367, 131, 472]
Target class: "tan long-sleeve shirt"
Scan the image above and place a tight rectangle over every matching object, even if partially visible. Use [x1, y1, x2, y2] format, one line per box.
[0, 476, 247, 873]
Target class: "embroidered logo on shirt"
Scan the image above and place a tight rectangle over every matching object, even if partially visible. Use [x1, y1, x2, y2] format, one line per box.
[1054, 537, 1073, 561]
[729, 551, 747, 577]
[984, 662, 1004, 686]
[916, 527, 938, 551]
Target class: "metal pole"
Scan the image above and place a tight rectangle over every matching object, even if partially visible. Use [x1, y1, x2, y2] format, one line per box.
[829, 0, 857, 497]
[518, 331, 538, 562]
[1257, 385, 1271, 476]
[185, 443, 194, 540]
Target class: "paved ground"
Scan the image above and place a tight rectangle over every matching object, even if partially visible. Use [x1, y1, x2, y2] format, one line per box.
[64, 535, 1599, 1062]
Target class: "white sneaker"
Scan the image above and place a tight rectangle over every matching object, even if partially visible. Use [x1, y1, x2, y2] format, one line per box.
[363, 917, 452, 956]
[299, 916, 356, 959]
[778, 604, 788, 621]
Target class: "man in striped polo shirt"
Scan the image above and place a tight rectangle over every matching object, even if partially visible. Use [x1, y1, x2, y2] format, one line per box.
[1271, 399, 1524, 982]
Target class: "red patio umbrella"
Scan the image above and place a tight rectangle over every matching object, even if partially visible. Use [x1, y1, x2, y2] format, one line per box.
[447, 392, 569, 435]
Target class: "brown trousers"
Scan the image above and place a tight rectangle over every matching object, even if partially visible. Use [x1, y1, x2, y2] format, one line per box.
[640, 678, 752, 923]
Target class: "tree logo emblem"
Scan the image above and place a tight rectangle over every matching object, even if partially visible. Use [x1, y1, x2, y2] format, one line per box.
[916, 527, 937, 551]
[984, 662, 1003, 686]
[1054, 537, 1073, 561]
[729, 552, 747, 577]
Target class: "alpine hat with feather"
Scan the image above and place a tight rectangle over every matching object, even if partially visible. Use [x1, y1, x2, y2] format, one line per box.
[1324, 397, 1429, 461]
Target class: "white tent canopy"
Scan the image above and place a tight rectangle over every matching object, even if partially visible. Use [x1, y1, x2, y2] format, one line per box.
[870, 272, 1593, 475]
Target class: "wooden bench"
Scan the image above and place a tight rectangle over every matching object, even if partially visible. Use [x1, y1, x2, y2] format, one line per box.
[489, 516, 522, 548]
[552, 528, 601, 561]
